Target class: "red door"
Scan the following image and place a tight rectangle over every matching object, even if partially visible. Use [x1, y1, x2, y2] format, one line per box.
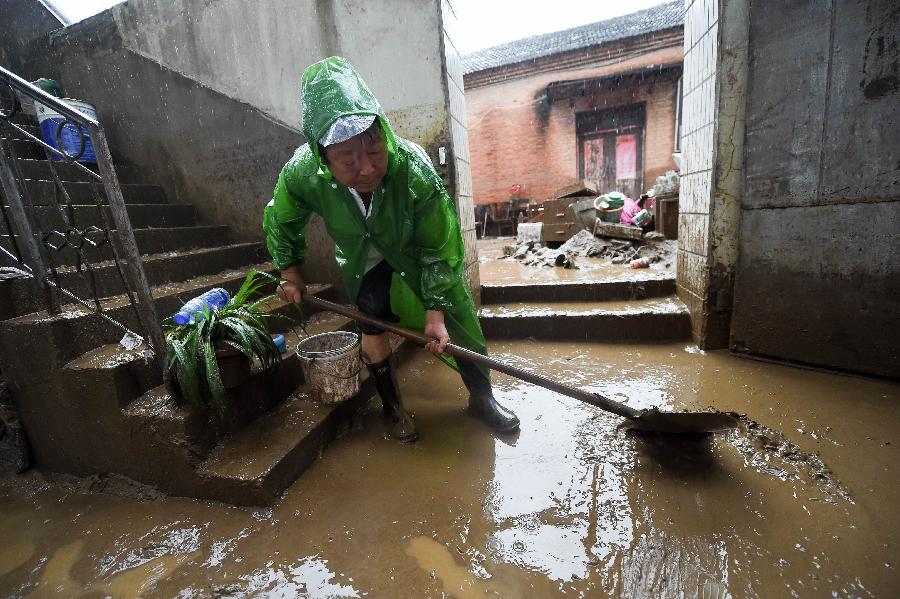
[577, 105, 645, 199]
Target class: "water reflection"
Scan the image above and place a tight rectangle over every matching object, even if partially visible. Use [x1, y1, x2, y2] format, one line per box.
[239, 555, 361, 598]
[486, 378, 636, 584]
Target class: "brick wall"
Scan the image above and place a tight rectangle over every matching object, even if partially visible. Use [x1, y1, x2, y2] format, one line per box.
[465, 35, 683, 205]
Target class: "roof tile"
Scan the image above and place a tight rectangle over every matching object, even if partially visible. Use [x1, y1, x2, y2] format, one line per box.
[462, 1, 684, 74]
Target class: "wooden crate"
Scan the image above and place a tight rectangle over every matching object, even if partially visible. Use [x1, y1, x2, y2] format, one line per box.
[655, 191, 679, 239]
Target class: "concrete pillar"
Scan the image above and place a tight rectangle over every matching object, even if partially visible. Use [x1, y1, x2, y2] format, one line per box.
[676, 0, 749, 348]
[439, 0, 481, 302]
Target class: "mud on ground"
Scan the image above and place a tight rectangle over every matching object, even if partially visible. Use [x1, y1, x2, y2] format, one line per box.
[1, 341, 898, 597]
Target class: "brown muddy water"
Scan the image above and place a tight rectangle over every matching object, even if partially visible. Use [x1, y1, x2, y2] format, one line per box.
[1, 341, 898, 598]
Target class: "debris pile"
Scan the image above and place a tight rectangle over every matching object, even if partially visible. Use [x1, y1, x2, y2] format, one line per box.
[653, 170, 680, 194]
[503, 240, 577, 268]
[502, 230, 675, 269]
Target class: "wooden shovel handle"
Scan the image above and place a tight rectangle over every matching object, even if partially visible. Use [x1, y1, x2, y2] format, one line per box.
[303, 295, 643, 420]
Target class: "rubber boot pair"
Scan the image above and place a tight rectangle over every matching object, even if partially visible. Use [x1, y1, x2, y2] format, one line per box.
[366, 356, 418, 443]
[458, 360, 520, 433]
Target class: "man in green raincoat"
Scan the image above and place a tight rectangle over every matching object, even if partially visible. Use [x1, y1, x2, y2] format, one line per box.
[263, 56, 519, 443]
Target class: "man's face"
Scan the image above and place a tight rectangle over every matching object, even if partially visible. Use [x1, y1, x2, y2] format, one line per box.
[323, 124, 388, 193]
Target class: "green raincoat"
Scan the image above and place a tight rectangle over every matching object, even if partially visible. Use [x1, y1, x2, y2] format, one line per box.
[263, 56, 487, 370]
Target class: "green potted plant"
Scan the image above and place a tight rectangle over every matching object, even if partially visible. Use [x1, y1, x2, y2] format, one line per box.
[164, 270, 282, 414]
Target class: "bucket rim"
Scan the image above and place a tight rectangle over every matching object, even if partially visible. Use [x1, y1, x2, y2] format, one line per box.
[296, 330, 360, 358]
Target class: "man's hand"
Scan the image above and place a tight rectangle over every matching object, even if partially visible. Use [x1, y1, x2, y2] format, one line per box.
[424, 309, 450, 355]
[276, 265, 306, 304]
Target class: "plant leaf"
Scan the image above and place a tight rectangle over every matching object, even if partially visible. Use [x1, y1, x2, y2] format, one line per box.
[203, 335, 227, 415]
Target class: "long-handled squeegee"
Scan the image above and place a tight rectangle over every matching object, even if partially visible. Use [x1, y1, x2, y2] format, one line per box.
[303, 295, 738, 435]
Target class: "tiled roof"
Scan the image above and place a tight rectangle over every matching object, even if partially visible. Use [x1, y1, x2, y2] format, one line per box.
[462, 1, 683, 74]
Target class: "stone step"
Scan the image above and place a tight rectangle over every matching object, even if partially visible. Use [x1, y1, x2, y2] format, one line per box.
[31, 342, 166, 475]
[0, 242, 269, 320]
[12, 158, 141, 184]
[1, 225, 234, 267]
[480, 271, 676, 304]
[478, 296, 692, 342]
[0, 203, 196, 234]
[18, 179, 167, 205]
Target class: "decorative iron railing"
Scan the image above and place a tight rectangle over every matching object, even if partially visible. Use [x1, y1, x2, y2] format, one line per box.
[0, 65, 166, 371]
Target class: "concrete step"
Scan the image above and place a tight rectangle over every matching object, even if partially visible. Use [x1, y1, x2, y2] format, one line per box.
[63, 342, 162, 408]
[12, 158, 141, 184]
[4, 138, 47, 159]
[0, 262, 286, 368]
[121, 348, 309, 484]
[0, 203, 196, 234]
[197, 380, 375, 505]
[0, 242, 269, 319]
[478, 296, 691, 342]
[4, 281, 341, 488]
[195, 324, 408, 506]
[480, 271, 676, 304]
[19, 179, 167, 205]
[119, 298, 370, 504]
[1, 122, 40, 139]
[1, 225, 234, 267]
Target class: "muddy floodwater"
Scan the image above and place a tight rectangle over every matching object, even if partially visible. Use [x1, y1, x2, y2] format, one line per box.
[2, 341, 898, 597]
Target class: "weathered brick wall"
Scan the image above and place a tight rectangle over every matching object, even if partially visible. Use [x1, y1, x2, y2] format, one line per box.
[465, 38, 683, 205]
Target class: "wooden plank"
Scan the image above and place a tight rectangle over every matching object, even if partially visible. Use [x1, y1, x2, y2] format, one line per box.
[592, 219, 643, 240]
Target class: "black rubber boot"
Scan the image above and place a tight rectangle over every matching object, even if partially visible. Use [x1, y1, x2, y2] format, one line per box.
[366, 356, 418, 443]
[458, 359, 520, 433]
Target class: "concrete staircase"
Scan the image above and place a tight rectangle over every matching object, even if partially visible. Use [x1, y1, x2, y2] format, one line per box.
[478, 269, 691, 342]
[0, 115, 370, 505]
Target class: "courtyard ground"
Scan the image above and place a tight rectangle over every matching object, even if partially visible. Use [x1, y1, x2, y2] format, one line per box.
[1, 340, 897, 597]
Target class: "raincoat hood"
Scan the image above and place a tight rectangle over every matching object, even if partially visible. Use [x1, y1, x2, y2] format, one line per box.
[300, 56, 397, 171]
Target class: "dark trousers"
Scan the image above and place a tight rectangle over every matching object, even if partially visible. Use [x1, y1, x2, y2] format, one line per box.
[356, 260, 492, 398]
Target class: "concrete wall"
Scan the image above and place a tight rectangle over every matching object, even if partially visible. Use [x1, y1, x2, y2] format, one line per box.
[676, 0, 748, 348]
[3, 0, 476, 299]
[108, 0, 451, 144]
[465, 34, 683, 205]
[0, 0, 62, 76]
[730, 0, 900, 378]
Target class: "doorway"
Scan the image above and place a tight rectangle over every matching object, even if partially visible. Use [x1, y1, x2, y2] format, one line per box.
[576, 104, 645, 199]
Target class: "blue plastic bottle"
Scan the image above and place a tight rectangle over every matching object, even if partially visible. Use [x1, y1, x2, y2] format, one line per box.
[172, 288, 230, 325]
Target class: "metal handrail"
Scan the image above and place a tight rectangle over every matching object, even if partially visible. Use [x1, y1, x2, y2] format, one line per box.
[0, 65, 167, 372]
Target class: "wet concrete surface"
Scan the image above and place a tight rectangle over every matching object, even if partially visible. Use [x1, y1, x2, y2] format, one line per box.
[479, 255, 675, 286]
[478, 238, 675, 286]
[2, 341, 898, 598]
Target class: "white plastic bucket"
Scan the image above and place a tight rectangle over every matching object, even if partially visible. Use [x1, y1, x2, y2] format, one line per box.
[296, 331, 361, 404]
[34, 98, 97, 162]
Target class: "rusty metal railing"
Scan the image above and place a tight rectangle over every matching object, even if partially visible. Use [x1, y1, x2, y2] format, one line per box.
[0, 65, 166, 371]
